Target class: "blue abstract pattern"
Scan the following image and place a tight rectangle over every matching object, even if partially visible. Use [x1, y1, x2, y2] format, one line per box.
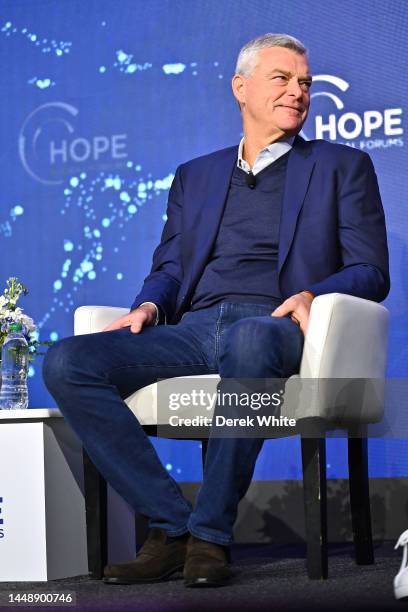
[1, 0, 407, 480]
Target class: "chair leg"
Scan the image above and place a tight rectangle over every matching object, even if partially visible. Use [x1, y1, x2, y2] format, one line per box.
[348, 436, 374, 565]
[301, 436, 328, 579]
[135, 514, 150, 552]
[83, 449, 108, 579]
[201, 439, 208, 470]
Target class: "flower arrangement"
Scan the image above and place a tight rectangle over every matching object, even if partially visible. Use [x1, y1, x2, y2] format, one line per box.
[0, 277, 51, 360]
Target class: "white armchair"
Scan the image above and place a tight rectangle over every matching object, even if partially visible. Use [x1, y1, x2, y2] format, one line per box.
[74, 293, 389, 580]
[75, 293, 388, 425]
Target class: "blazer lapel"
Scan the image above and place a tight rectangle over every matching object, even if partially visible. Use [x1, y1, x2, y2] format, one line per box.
[184, 147, 237, 295]
[278, 136, 316, 274]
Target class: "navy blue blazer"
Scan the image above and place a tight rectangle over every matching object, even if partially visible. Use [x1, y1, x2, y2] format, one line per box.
[131, 136, 390, 324]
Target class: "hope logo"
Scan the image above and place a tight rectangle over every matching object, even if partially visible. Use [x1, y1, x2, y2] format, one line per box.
[19, 102, 129, 185]
[301, 74, 404, 150]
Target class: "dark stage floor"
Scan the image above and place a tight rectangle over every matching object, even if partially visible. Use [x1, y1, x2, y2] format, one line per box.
[0, 542, 404, 611]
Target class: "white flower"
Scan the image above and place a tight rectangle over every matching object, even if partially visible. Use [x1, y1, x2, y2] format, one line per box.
[0, 296, 7, 308]
[0, 307, 36, 333]
[30, 330, 39, 342]
[21, 313, 36, 332]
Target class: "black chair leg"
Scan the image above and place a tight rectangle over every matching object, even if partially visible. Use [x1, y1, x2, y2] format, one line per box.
[201, 439, 208, 470]
[348, 435, 374, 565]
[83, 449, 108, 579]
[301, 436, 328, 579]
[135, 513, 150, 552]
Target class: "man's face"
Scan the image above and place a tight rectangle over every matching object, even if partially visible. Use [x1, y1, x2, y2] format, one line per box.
[233, 46, 312, 138]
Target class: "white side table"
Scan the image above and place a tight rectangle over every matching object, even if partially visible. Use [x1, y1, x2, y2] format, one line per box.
[0, 409, 88, 581]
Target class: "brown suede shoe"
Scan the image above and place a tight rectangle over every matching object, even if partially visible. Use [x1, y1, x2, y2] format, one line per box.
[103, 528, 187, 584]
[183, 535, 231, 587]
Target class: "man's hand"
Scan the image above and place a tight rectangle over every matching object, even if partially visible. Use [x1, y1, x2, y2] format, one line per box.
[271, 291, 314, 335]
[103, 303, 158, 334]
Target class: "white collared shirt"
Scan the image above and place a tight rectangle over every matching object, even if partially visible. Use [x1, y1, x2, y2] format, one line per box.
[237, 136, 295, 175]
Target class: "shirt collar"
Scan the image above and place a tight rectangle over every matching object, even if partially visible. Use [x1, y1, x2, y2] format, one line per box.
[237, 135, 295, 175]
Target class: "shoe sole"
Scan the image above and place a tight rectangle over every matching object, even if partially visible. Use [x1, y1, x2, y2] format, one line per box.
[103, 564, 185, 585]
[184, 577, 229, 588]
[395, 584, 408, 600]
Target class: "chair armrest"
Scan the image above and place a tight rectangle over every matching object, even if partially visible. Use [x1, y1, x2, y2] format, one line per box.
[300, 293, 389, 379]
[283, 294, 389, 424]
[74, 306, 129, 335]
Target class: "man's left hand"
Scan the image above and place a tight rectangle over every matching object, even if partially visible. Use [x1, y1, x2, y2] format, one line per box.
[271, 291, 314, 335]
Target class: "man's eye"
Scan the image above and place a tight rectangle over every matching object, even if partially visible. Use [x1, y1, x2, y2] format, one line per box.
[273, 75, 287, 82]
[300, 81, 312, 90]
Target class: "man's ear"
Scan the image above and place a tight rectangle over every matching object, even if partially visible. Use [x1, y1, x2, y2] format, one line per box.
[231, 74, 245, 110]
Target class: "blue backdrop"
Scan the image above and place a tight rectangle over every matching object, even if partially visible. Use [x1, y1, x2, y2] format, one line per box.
[1, 0, 407, 482]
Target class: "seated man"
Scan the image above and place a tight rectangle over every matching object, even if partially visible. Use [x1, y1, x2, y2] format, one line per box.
[43, 32, 389, 587]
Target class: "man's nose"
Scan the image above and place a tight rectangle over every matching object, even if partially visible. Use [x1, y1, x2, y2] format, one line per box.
[287, 77, 303, 99]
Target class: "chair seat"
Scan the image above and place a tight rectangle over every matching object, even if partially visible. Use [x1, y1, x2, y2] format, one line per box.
[125, 374, 220, 425]
[124, 372, 384, 427]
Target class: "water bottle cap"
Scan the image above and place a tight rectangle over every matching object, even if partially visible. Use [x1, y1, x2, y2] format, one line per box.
[9, 323, 23, 332]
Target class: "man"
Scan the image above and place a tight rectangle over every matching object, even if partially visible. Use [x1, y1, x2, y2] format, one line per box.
[43, 33, 389, 587]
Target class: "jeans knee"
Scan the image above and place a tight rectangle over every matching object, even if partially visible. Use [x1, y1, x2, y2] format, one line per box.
[224, 317, 284, 356]
[220, 317, 285, 377]
[42, 337, 79, 393]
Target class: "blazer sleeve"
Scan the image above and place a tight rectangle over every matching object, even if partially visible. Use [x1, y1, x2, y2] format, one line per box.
[308, 152, 390, 302]
[130, 165, 184, 319]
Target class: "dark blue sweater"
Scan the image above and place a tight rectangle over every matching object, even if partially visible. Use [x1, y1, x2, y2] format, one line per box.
[190, 152, 290, 311]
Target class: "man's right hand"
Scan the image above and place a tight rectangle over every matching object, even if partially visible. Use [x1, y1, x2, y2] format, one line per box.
[103, 303, 158, 334]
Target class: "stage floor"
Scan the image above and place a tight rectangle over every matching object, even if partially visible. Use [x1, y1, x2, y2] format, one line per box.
[0, 542, 402, 611]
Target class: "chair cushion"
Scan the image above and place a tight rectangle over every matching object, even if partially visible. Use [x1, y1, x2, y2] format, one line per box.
[125, 374, 220, 425]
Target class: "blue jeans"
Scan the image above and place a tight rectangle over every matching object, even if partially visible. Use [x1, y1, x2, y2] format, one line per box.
[43, 302, 303, 546]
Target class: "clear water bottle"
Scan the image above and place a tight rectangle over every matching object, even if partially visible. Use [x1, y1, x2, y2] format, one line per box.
[0, 323, 29, 410]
